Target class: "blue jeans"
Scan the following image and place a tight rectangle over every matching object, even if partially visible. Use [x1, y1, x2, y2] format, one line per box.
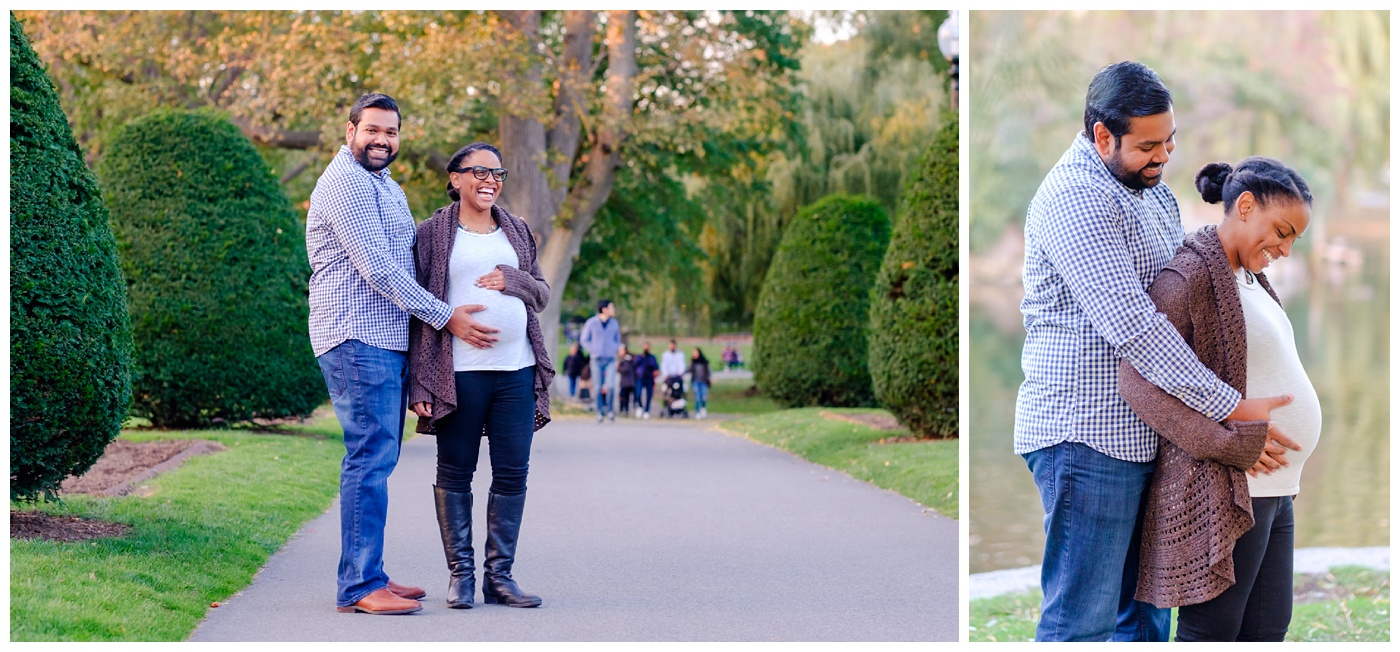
[317, 340, 408, 607]
[635, 377, 654, 412]
[1023, 441, 1171, 641]
[590, 356, 616, 415]
[435, 368, 536, 496]
[693, 381, 709, 411]
[1177, 496, 1294, 641]
[567, 374, 578, 397]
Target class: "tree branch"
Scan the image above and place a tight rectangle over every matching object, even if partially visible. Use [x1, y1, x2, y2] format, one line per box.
[229, 116, 321, 149]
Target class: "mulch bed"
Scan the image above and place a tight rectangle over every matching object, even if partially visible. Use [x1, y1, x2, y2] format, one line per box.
[11, 438, 225, 542]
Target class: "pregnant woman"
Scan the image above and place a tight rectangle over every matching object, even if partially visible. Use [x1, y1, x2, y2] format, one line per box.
[407, 142, 554, 609]
[1120, 156, 1319, 641]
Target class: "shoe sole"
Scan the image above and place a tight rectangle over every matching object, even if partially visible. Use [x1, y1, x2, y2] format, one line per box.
[483, 595, 542, 608]
[335, 604, 422, 615]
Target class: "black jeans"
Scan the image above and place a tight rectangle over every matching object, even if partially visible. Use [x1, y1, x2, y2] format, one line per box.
[1176, 495, 1294, 641]
[435, 367, 536, 496]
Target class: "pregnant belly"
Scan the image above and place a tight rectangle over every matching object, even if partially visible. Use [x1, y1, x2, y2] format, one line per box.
[1248, 373, 1322, 465]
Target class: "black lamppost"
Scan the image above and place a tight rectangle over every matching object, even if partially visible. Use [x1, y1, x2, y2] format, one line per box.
[937, 11, 959, 110]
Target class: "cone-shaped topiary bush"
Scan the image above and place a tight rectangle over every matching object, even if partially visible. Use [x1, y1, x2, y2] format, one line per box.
[753, 194, 890, 408]
[10, 13, 134, 501]
[869, 116, 958, 438]
[99, 109, 325, 428]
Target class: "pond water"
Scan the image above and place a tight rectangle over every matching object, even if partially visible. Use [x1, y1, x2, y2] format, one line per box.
[969, 226, 1390, 574]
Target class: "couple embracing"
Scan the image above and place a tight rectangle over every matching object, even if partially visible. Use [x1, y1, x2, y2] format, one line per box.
[306, 93, 553, 615]
[1016, 62, 1320, 642]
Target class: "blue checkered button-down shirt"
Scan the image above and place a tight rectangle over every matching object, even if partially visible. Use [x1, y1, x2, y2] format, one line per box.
[1014, 133, 1241, 463]
[306, 146, 452, 357]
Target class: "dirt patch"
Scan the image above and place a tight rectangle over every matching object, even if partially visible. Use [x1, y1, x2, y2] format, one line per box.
[60, 439, 226, 497]
[11, 511, 130, 542]
[819, 410, 903, 432]
[11, 438, 226, 542]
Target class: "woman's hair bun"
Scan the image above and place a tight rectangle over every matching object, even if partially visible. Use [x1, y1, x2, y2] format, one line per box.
[1194, 162, 1232, 204]
[446, 181, 460, 202]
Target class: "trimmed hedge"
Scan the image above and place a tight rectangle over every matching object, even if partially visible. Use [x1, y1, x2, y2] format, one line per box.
[869, 116, 958, 438]
[10, 13, 134, 501]
[753, 194, 890, 407]
[98, 109, 325, 428]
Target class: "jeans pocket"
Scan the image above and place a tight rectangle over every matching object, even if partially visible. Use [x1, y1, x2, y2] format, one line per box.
[1029, 447, 1058, 515]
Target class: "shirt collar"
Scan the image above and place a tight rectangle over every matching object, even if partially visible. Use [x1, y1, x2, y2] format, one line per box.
[338, 144, 392, 180]
[1070, 132, 1152, 199]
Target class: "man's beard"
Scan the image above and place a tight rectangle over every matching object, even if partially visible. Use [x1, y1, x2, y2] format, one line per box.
[1106, 148, 1163, 191]
[352, 140, 397, 172]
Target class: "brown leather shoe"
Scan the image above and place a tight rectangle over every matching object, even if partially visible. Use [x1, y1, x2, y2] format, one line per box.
[335, 588, 422, 615]
[387, 579, 426, 600]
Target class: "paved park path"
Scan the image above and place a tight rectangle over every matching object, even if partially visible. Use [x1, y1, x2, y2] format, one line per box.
[191, 414, 958, 642]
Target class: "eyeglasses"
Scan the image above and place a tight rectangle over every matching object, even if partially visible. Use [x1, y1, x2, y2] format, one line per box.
[453, 165, 508, 182]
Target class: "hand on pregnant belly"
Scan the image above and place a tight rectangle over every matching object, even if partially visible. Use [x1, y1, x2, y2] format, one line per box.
[1249, 423, 1303, 477]
[476, 269, 506, 292]
[446, 303, 500, 349]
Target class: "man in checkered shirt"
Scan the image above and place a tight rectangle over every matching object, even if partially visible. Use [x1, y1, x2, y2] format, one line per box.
[307, 93, 493, 615]
[1015, 62, 1292, 641]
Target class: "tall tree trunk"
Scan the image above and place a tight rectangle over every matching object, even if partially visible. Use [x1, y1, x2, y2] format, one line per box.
[535, 10, 636, 367]
[497, 11, 553, 239]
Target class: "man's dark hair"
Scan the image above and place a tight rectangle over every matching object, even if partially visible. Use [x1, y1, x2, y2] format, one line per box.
[349, 93, 401, 128]
[1082, 62, 1172, 144]
[598, 299, 613, 313]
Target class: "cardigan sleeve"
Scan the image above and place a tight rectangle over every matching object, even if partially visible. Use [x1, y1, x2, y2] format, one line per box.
[498, 221, 550, 312]
[407, 221, 436, 407]
[1118, 269, 1269, 470]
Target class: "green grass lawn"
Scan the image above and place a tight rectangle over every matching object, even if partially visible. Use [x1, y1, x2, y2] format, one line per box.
[718, 407, 957, 518]
[705, 378, 780, 415]
[969, 566, 1391, 642]
[10, 413, 351, 642]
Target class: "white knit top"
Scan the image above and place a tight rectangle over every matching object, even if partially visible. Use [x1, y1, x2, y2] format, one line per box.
[1237, 267, 1321, 497]
[447, 228, 536, 372]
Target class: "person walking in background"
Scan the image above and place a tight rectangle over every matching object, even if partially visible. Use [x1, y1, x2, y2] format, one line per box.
[579, 299, 621, 422]
[633, 341, 659, 419]
[306, 93, 488, 616]
[616, 344, 636, 417]
[660, 338, 686, 392]
[562, 342, 587, 398]
[408, 141, 554, 610]
[690, 347, 711, 420]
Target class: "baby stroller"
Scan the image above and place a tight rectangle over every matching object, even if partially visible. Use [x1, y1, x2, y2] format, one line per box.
[663, 375, 688, 418]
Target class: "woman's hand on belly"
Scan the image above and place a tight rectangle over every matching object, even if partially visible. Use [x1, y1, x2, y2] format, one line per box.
[1248, 424, 1303, 477]
[476, 269, 506, 292]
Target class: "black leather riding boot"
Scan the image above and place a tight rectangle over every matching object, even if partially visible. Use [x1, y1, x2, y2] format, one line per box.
[432, 485, 476, 608]
[482, 491, 542, 607]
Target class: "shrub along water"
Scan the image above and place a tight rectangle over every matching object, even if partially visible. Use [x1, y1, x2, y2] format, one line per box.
[753, 194, 890, 407]
[9, 14, 134, 501]
[869, 117, 958, 438]
[99, 109, 325, 428]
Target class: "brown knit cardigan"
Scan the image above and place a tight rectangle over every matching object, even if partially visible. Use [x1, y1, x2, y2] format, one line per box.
[407, 202, 555, 434]
[1119, 225, 1274, 608]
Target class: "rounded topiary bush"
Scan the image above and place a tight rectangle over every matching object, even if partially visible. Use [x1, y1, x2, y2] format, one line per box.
[98, 108, 325, 428]
[10, 13, 134, 501]
[753, 194, 890, 407]
[869, 116, 958, 438]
